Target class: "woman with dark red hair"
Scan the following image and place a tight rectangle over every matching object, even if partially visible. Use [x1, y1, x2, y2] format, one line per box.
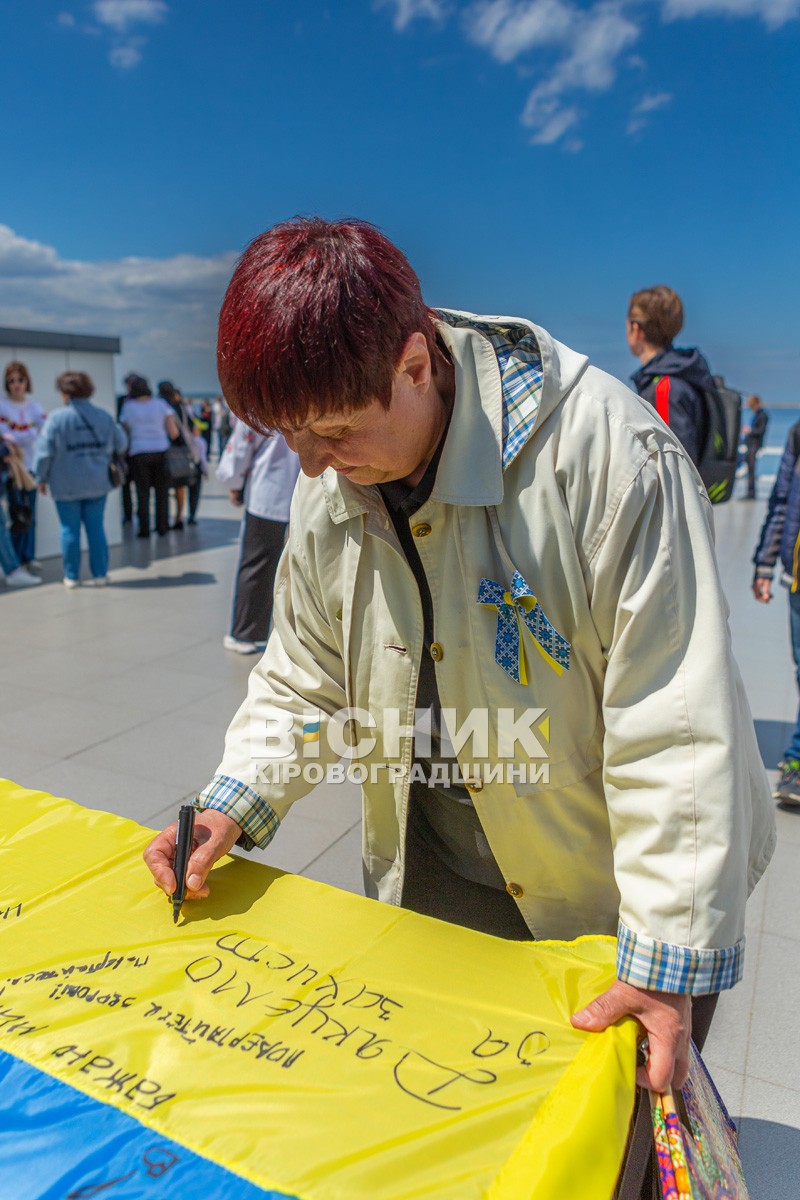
[145, 218, 773, 1144]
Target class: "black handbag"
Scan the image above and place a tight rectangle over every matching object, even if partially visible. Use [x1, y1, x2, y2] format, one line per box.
[165, 442, 199, 486]
[108, 453, 127, 489]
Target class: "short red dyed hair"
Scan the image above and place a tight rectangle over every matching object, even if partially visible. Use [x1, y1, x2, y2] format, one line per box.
[217, 216, 438, 431]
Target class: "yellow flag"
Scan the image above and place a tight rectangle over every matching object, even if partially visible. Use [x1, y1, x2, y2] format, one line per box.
[0, 781, 636, 1199]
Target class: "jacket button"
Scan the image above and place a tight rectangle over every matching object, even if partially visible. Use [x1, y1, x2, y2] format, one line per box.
[464, 778, 483, 793]
[430, 642, 444, 662]
[412, 522, 432, 538]
[506, 881, 523, 898]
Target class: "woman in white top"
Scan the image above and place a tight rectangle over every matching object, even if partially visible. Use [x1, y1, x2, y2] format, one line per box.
[0, 361, 46, 568]
[120, 375, 178, 537]
[216, 418, 300, 652]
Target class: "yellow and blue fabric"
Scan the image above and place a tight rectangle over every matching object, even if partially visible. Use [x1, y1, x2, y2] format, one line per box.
[478, 571, 571, 683]
[0, 781, 637, 1200]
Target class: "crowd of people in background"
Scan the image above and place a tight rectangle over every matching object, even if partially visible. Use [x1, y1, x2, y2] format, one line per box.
[0, 360, 234, 588]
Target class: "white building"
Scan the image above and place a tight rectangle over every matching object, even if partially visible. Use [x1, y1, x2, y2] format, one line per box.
[0, 326, 121, 562]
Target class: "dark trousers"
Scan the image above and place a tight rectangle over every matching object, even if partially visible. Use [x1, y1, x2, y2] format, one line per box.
[130, 452, 169, 536]
[188, 475, 202, 520]
[784, 588, 800, 763]
[121, 476, 133, 523]
[745, 438, 760, 498]
[230, 511, 287, 643]
[9, 485, 36, 564]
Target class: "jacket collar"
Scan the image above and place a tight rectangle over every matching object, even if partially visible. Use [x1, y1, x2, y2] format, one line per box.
[321, 313, 586, 525]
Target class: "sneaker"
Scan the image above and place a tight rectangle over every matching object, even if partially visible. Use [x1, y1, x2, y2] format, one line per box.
[223, 635, 262, 655]
[5, 567, 43, 588]
[87, 576, 109, 587]
[25, 559, 42, 572]
[63, 577, 80, 589]
[774, 760, 800, 807]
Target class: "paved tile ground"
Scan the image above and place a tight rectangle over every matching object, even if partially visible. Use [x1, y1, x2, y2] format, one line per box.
[1, 470, 798, 1198]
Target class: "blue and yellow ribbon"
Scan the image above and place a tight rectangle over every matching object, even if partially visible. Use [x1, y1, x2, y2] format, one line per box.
[478, 571, 570, 683]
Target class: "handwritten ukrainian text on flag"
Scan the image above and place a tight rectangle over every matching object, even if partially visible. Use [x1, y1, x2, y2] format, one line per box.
[0, 782, 636, 1199]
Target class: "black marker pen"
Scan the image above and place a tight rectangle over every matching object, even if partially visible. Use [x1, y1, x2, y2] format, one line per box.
[172, 803, 196, 924]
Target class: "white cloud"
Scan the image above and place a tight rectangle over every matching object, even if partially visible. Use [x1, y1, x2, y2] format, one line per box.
[381, 0, 798, 146]
[475, 0, 639, 143]
[378, 0, 449, 30]
[109, 39, 144, 68]
[93, 0, 167, 32]
[57, 1, 169, 69]
[627, 90, 672, 134]
[0, 226, 64, 277]
[0, 225, 237, 390]
[663, 0, 799, 27]
[465, 0, 573, 62]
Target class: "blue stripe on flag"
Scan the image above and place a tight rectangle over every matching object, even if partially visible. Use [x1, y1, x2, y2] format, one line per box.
[0, 1048, 299, 1200]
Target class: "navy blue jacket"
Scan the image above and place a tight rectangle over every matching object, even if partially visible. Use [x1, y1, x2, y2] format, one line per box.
[753, 419, 800, 586]
[632, 346, 714, 468]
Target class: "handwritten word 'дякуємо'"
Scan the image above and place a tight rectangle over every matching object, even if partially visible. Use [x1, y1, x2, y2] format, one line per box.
[176, 931, 552, 1111]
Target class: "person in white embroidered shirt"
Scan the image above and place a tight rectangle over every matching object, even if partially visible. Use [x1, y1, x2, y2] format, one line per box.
[0, 361, 46, 570]
[143, 218, 774, 1118]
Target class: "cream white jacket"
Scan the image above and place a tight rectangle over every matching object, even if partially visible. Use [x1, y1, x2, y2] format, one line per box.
[202, 316, 774, 991]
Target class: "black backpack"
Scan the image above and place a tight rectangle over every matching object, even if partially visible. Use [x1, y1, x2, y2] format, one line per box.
[697, 376, 742, 504]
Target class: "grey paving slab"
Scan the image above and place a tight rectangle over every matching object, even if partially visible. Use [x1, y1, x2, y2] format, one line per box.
[703, 1065, 745, 1121]
[19, 759, 186, 825]
[0, 645, 133, 696]
[71, 712, 226, 793]
[175, 680, 254, 729]
[758, 837, 800, 942]
[737, 1079, 800, 1200]
[0, 682, 52, 718]
[703, 937, 759, 1078]
[0, 692, 154, 759]
[744, 932, 800, 1092]
[67, 659, 234, 719]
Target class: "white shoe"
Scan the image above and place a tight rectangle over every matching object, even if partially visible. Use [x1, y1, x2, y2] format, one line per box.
[5, 567, 42, 588]
[87, 576, 109, 587]
[63, 577, 80, 589]
[223, 635, 261, 654]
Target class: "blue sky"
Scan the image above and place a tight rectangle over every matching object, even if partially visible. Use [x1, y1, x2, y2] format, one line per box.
[1, 0, 798, 400]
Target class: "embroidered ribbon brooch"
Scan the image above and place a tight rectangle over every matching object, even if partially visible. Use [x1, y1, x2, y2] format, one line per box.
[478, 571, 571, 683]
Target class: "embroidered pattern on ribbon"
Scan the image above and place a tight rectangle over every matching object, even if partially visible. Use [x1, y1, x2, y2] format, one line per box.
[478, 571, 571, 683]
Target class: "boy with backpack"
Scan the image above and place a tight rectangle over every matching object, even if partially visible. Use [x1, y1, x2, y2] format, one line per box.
[626, 285, 714, 468]
[627, 285, 743, 504]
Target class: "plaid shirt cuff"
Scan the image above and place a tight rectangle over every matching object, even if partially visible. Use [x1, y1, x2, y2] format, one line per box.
[196, 774, 280, 851]
[616, 921, 744, 994]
